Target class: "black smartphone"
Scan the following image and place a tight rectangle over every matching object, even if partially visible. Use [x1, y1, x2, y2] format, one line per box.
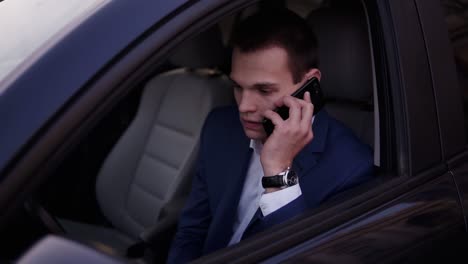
[262, 77, 324, 136]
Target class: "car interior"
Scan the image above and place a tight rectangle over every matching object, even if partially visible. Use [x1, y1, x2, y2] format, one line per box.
[58, 25, 235, 256]
[3, 0, 382, 263]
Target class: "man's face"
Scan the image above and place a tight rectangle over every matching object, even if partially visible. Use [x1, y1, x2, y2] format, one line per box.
[230, 46, 307, 141]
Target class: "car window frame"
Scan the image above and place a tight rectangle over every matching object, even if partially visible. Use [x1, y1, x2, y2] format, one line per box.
[194, 0, 458, 262]
[414, 0, 466, 158]
[429, 0, 468, 235]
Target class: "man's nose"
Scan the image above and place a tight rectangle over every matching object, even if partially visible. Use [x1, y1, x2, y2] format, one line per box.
[237, 92, 256, 113]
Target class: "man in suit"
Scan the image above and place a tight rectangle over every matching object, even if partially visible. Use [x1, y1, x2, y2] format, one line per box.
[168, 9, 374, 263]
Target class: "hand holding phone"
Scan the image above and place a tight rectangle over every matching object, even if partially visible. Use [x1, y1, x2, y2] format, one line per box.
[262, 77, 324, 136]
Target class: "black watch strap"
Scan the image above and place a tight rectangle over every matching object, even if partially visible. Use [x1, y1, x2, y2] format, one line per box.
[262, 175, 285, 188]
[262, 169, 298, 188]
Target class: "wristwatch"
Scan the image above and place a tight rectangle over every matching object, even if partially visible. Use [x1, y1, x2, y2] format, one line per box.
[262, 167, 298, 188]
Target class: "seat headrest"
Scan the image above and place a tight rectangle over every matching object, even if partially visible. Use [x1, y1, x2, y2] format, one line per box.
[168, 26, 229, 70]
[307, 2, 373, 102]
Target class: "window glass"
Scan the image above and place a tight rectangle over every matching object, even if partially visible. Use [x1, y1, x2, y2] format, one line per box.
[0, 0, 110, 93]
[440, 0, 468, 140]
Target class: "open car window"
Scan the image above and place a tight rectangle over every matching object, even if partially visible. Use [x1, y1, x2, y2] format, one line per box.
[35, 0, 382, 261]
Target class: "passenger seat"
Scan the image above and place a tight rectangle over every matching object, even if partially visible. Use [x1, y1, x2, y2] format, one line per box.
[61, 26, 234, 254]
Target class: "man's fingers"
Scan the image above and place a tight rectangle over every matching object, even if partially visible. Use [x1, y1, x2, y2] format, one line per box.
[301, 102, 314, 130]
[300, 92, 313, 116]
[274, 96, 286, 108]
[297, 92, 314, 132]
[283, 96, 302, 123]
[263, 109, 284, 126]
[303, 91, 312, 103]
[269, 94, 314, 131]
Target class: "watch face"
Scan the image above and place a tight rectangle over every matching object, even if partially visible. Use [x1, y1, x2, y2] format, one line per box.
[287, 171, 298, 186]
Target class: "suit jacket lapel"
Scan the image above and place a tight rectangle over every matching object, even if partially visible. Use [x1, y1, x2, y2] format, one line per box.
[293, 110, 329, 174]
[294, 110, 349, 206]
[205, 110, 331, 253]
[203, 124, 252, 254]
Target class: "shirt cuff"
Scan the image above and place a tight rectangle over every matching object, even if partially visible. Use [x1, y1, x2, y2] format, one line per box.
[259, 184, 302, 216]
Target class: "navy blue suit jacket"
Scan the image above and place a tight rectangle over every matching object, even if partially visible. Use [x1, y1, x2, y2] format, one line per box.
[168, 106, 373, 263]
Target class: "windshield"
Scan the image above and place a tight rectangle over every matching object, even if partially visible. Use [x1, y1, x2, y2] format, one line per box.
[0, 0, 110, 93]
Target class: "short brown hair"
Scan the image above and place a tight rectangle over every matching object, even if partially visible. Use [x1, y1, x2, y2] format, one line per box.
[230, 8, 319, 84]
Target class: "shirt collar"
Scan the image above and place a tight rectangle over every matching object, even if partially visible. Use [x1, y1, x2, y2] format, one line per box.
[249, 139, 263, 155]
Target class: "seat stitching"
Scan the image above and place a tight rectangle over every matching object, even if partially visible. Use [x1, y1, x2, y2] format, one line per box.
[154, 120, 195, 138]
[132, 181, 165, 202]
[143, 149, 180, 171]
[123, 74, 177, 219]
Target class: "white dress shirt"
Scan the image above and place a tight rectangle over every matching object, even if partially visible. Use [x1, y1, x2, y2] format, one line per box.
[228, 140, 302, 245]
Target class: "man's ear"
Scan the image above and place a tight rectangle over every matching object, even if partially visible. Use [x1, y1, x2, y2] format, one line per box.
[305, 68, 321, 81]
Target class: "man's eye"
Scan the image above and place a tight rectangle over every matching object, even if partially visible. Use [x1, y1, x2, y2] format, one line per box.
[259, 89, 271, 95]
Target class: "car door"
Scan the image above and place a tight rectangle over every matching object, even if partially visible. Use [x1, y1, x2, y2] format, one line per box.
[433, 0, 468, 239]
[2, 0, 467, 263]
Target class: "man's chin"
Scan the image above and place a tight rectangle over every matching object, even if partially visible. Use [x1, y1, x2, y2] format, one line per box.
[243, 128, 267, 141]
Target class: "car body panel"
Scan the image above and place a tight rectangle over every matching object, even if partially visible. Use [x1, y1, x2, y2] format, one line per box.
[385, 0, 442, 174]
[414, 0, 466, 159]
[450, 153, 468, 227]
[266, 173, 465, 263]
[0, 0, 189, 175]
[0, 0, 111, 85]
